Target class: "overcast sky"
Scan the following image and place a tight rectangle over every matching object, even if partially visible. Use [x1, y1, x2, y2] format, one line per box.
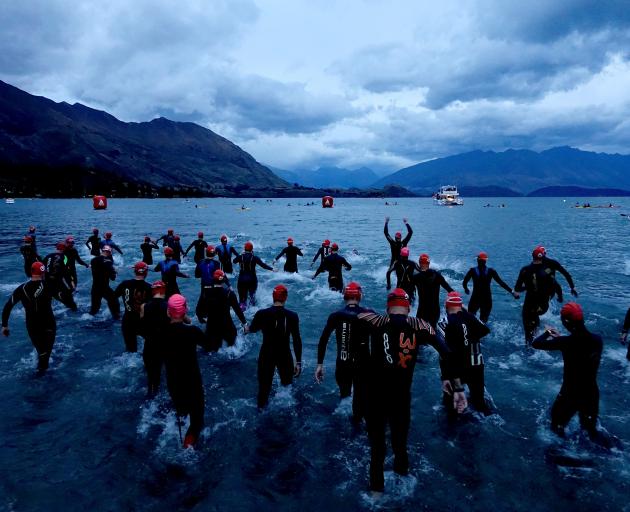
[2, 0, 629, 172]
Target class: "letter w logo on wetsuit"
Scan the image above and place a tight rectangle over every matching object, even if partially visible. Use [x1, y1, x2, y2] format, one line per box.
[397, 333, 416, 368]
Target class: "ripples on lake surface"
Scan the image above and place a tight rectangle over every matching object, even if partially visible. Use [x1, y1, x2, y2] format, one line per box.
[0, 197, 629, 511]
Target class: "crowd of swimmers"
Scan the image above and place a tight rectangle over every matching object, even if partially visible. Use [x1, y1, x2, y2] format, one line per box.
[3, 220, 628, 494]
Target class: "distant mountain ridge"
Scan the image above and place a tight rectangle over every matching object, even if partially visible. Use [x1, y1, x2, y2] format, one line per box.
[0, 80, 288, 196]
[272, 165, 381, 189]
[376, 147, 630, 194]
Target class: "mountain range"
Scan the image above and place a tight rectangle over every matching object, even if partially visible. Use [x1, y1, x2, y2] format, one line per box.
[272, 166, 382, 189]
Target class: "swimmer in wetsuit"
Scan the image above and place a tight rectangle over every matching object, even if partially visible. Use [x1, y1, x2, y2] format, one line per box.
[25, 226, 37, 254]
[316, 282, 372, 423]
[115, 262, 152, 352]
[100, 232, 123, 258]
[312, 243, 352, 291]
[63, 236, 90, 289]
[184, 232, 208, 264]
[140, 280, 169, 396]
[310, 239, 331, 268]
[86, 228, 101, 257]
[462, 252, 519, 322]
[412, 253, 453, 328]
[275, 237, 303, 273]
[20, 236, 41, 277]
[196, 269, 246, 351]
[386, 247, 417, 302]
[43, 242, 78, 311]
[533, 303, 617, 447]
[538, 247, 579, 302]
[140, 236, 159, 265]
[163, 294, 205, 448]
[2, 262, 57, 372]
[171, 235, 184, 263]
[437, 291, 492, 415]
[156, 229, 175, 248]
[245, 285, 302, 409]
[358, 288, 466, 493]
[89, 246, 119, 318]
[621, 307, 630, 361]
[154, 247, 189, 298]
[384, 217, 412, 265]
[216, 235, 239, 274]
[233, 241, 274, 309]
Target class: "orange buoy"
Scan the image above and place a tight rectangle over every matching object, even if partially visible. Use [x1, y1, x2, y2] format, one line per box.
[93, 195, 108, 210]
[322, 196, 334, 208]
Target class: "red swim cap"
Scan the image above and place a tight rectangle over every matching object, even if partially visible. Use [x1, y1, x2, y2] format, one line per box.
[23, 236, 33, 243]
[532, 245, 546, 259]
[331, 243, 339, 251]
[167, 294, 187, 319]
[213, 269, 226, 282]
[419, 253, 430, 264]
[323, 239, 330, 247]
[387, 288, 410, 309]
[168, 229, 174, 235]
[395, 232, 402, 239]
[134, 262, 148, 275]
[105, 232, 112, 239]
[93, 228, 99, 234]
[198, 231, 203, 238]
[151, 280, 166, 290]
[272, 284, 288, 302]
[445, 291, 463, 308]
[144, 236, 151, 242]
[244, 241, 253, 252]
[561, 302, 584, 322]
[206, 245, 216, 256]
[221, 234, 228, 242]
[31, 262, 46, 277]
[287, 237, 294, 245]
[56, 242, 66, 251]
[343, 282, 362, 300]
[65, 236, 75, 244]
[400, 247, 410, 258]
[164, 247, 174, 256]
[174, 235, 180, 241]
[478, 252, 488, 260]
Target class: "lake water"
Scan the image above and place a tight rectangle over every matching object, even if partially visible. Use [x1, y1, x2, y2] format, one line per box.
[0, 197, 629, 511]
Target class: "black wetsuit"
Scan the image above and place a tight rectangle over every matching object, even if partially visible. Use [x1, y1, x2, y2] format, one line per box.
[623, 308, 630, 361]
[64, 246, 89, 287]
[2, 281, 56, 371]
[463, 265, 513, 322]
[89, 255, 119, 318]
[142, 297, 169, 396]
[358, 312, 451, 492]
[314, 253, 352, 291]
[115, 279, 152, 352]
[514, 263, 556, 343]
[156, 234, 175, 248]
[185, 239, 208, 264]
[312, 246, 331, 265]
[217, 243, 239, 274]
[275, 245, 303, 273]
[317, 304, 371, 420]
[26, 232, 37, 254]
[249, 305, 302, 408]
[43, 252, 78, 311]
[140, 241, 159, 265]
[437, 310, 491, 414]
[154, 259, 187, 298]
[163, 322, 205, 441]
[386, 258, 417, 301]
[20, 244, 40, 277]
[384, 222, 412, 264]
[196, 284, 246, 351]
[172, 241, 184, 263]
[86, 234, 101, 257]
[233, 252, 273, 306]
[542, 256, 576, 302]
[533, 327, 602, 434]
[412, 269, 453, 327]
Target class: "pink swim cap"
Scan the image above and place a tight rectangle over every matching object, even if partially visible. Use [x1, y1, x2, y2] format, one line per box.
[167, 294, 188, 319]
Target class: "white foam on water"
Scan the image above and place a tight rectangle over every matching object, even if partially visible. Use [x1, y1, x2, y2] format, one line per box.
[365, 265, 390, 286]
[332, 396, 353, 417]
[304, 285, 344, 304]
[265, 381, 297, 410]
[217, 333, 253, 360]
[0, 282, 22, 293]
[624, 259, 630, 276]
[358, 472, 418, 509]
[497, 352, 524, 370]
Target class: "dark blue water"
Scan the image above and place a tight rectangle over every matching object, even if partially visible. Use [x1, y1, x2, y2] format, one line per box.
[0, 197, 629, 511]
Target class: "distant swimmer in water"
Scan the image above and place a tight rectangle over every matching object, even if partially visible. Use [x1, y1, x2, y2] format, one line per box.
[310, 239, 331, 269]
[275, 237, 303, 273]
[514, 246, 557, 344]
[233, 241, 274, 310]
[43, 242, 78, 311]
[386, 247, 417, 303]
[89, 246, 119, 319]
[2, 262, 56, 373]
[620, 307, 630, 361]
[316, 282, 372, 423]
[384, 217, 413, 266]
[312, 243, 352, 292]
[20, 235, 41, 277]
[140, 236, 159, 265]
[86, 228, 101, 257]
[462, 252, 519, 323]
[162, 294, 205, 448]
[63, 236, 90, 289]
[216, 235, 239, 274]
[357, 288, 466, 493]
[245, 285, 302, 409]
[99, 232, 123, 258]
[196, 270, 246, 352]
[115, 262, 152, 352]
[140, 281, 169, 396]
[154, 247, 189, 298]
[437, 292, 493, 415]
[533, 303, 619, 448]
[184, 232, 208, 264]
[411, 254, 453, 329]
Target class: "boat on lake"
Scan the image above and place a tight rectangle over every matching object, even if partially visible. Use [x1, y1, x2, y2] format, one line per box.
[433, 185, 464, 206]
